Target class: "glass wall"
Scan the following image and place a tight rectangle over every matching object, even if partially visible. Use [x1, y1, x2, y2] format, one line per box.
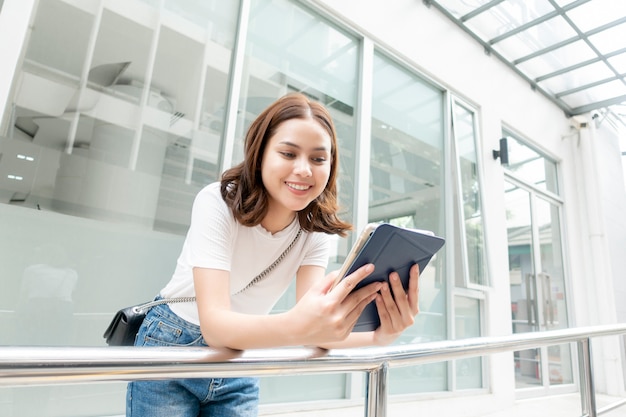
[503, 132, 572, 392]
[1, 0, 241, 415]
[452, 100, 488, 287]
[235, 0, 358, 226]
[450, 98, 486, 389]
[236, 0, 360, 402]
[0, 0, 490, 414]
[455, 295, 483, 389]
[370, 51, 448, 393]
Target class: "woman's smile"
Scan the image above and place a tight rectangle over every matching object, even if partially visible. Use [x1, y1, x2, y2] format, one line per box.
[285, 181, 312, 192]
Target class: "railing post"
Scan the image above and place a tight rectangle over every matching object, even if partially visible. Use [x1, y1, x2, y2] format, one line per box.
[578, 338, 597, 417]
[365, 362, 388, 417]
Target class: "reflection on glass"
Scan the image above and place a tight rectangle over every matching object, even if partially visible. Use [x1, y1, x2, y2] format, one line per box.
[16, 244, 78, 345]
[7, 0, 239, 234]
[371, 52, 446, 393]
[238, 0, 358, 259]
[455, 296, 482, 389]
[1, 1, 241, 414]
[506, 180, 572, 388]
[535, 199, 573, 385]
[453, 102, 487, 286]
[237, 0, 359, 402]
[505, 183, 541, 387]
[91, 9, 152, 107]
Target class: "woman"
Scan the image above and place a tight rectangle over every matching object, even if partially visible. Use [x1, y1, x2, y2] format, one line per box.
[127, 93, 420, 416]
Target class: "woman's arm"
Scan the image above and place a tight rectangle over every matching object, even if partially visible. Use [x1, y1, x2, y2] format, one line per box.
[193, 264, 383, 350]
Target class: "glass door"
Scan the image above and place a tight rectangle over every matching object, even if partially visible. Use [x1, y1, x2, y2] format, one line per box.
[505, 179, 574, 394]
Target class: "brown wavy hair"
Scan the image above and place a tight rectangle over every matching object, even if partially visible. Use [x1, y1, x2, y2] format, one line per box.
[221, 93, 352, 237]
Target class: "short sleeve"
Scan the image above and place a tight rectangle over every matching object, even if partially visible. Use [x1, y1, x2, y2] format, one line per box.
[301, 232, 331, 268]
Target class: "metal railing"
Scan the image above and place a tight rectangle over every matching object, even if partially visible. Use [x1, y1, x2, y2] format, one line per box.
[2, 324, 626, 417]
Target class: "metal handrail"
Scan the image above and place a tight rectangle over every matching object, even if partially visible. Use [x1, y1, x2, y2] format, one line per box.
[2, 324, 626, 417]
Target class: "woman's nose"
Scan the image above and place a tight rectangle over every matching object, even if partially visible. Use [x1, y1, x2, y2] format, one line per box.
[294, 157, 312, 176]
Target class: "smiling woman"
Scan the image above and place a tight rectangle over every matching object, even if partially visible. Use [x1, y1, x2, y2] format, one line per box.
[222, 94, 346, 235]
[127, 93, 423, 417]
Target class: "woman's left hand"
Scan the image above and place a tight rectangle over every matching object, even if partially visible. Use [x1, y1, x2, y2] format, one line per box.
[372, 263, 420, 346]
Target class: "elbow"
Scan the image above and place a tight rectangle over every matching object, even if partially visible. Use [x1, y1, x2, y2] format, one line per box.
[200, 327, 230, 349]
[199, 322, 243, 350]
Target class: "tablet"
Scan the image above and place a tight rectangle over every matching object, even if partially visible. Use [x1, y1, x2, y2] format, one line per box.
[334, 223, 445, 332]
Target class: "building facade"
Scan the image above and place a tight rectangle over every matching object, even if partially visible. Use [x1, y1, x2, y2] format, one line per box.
[0, 0, 625, 415]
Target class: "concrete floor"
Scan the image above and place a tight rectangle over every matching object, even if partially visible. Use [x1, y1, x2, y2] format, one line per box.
[262, 393, 626, 417]
[480, 394, 626, 417]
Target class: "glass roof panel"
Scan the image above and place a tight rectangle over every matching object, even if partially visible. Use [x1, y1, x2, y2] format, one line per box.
[538, 61, 615, 95]
[463, 0, 555, 41]
[565, 0, 626, 33]
[432, 0, 492, 19]
[608, 52, 626, 74]
[587, 22, 626, 55]
[560, 80, 626, 108]
[553, 0, 581, 5]
[428, 0, 626, 116]
[492, 35, 536, 62]
[495, 16, 577, 57]
[514, 40, 597, 79]
[493, 23, 583, 63]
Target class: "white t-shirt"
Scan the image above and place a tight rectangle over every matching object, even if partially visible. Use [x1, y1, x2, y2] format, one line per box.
[160, 182, 330, 325]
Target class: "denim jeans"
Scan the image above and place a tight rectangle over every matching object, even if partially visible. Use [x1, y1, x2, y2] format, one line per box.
[126, 301, 259, 417]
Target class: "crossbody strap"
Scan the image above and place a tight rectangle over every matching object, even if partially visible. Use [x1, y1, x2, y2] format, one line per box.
[135, 228, 303, 313]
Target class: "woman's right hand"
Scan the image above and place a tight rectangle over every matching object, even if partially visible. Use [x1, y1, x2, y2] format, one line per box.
[289, 263, 381, 345]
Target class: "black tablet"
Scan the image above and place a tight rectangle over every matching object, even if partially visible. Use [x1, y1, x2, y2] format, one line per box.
[334, 223, 445, 332]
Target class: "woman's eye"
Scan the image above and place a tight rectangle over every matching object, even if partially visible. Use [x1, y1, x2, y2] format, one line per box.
[312, 157, 327, 163]
[280, 152, 295, 158]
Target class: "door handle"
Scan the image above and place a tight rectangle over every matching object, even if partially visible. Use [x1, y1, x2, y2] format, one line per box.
[525, 273, 538, 326]
[538, 272, 554, 326]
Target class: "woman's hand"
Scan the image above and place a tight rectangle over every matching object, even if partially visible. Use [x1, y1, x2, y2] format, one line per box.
[289, 263, 382, 346]
[372, 263, 420, 346]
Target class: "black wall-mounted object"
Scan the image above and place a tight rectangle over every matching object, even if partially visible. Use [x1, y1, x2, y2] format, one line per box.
[492, 137, 509, 166]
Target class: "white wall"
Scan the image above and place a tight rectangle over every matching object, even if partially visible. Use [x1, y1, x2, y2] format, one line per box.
[312, 0, 626, 401]
[592, 123, 626, 325]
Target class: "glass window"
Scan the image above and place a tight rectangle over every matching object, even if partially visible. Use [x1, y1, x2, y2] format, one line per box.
[505, 178, 572, 388]
[502, 130, 559, 194]
[1, 1, 240, 415]
[236, 0, 360, 403]
[5, 0, 239, 233]
[0, 0, 495, 412]
[454, 295, 483, 389]
[235, 0, 358, 232]
[452, 100, 488, 287]
[370, 51, 447, 394]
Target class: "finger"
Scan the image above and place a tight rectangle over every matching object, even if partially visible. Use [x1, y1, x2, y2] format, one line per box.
[385, 269, 419, 328]
[345, 280, 383, 309]
[333, 263, 375, 299]
[380, 279, 403, 329]
[344, 291, 378, 331]
[406, 264, 420, 315]
[374, 293, 388, 326]
[388, 272, 406, 302]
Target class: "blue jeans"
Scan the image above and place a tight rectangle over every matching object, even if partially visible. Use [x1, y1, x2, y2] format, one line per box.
[126, 301, 259, 417]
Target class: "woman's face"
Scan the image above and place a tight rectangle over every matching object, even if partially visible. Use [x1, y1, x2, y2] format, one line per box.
[261, 117, 332, 227]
